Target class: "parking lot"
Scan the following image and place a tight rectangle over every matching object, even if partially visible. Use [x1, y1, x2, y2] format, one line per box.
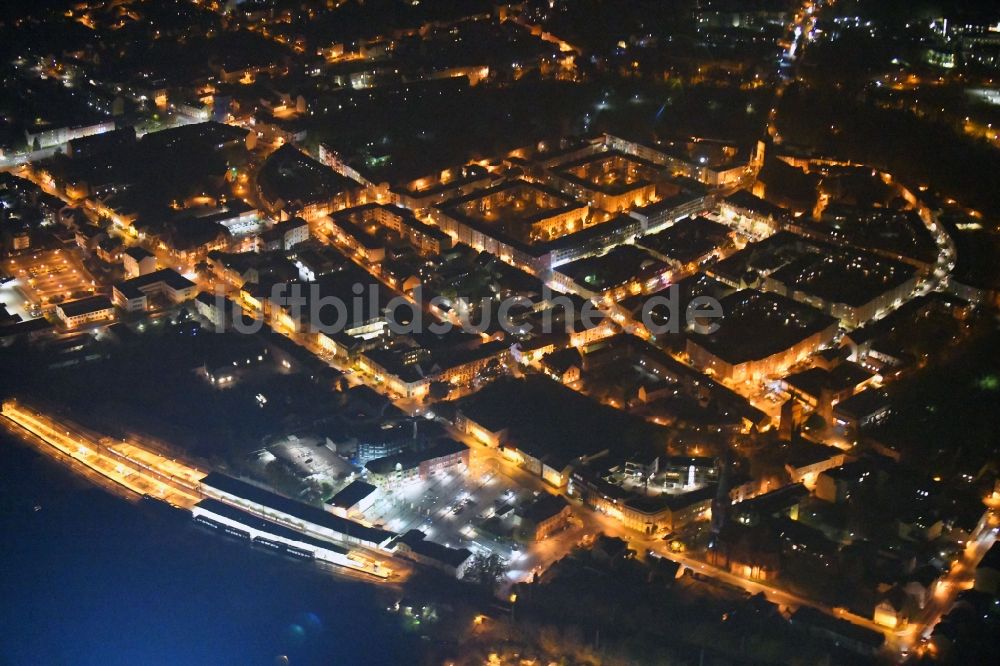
[362, 466, 531, 564]
[6, 249, 98, 314]
[265, 434, 355, 484]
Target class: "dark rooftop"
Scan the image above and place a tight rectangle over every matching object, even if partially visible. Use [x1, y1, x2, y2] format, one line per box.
[687, 290, 838, 365]
[723, 190, 791, 220]
[540, 347, 583, 376]
[635, 216, 733, 265]
[114, 268, 196, 300]
[123, 246, 155, 262]
[732, 483, 809, 519]
[455, 376, 669, 470]
[767, 249, 918, 309]
[977, 542, 1000, 572]
[833, 387, 891, 420]
[783, 363, 873, 399]
[624, 483, 717, 514]
[57, 295, 113, 318]
[327, 480, 378, 510]
[518, 494, 569, 524]
[201, 472, 395, 546]
[781, 440, 844, 469]
[364, 438, 467, 476]
[257, 144, 359, 209]
[393, 529, 473, 569]
[557, 244, 668, 292]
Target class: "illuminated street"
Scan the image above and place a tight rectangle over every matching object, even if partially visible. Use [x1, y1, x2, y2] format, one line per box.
[1, 401, 201, 508]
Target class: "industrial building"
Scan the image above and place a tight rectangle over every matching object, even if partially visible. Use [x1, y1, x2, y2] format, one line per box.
[200, 472, 396, 550]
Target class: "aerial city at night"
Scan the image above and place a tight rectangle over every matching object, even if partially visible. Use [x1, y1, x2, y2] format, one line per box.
[1, 0, 999, 664]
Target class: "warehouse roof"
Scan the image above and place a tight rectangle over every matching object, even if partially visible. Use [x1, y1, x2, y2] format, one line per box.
[201, 472, 395, 546]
